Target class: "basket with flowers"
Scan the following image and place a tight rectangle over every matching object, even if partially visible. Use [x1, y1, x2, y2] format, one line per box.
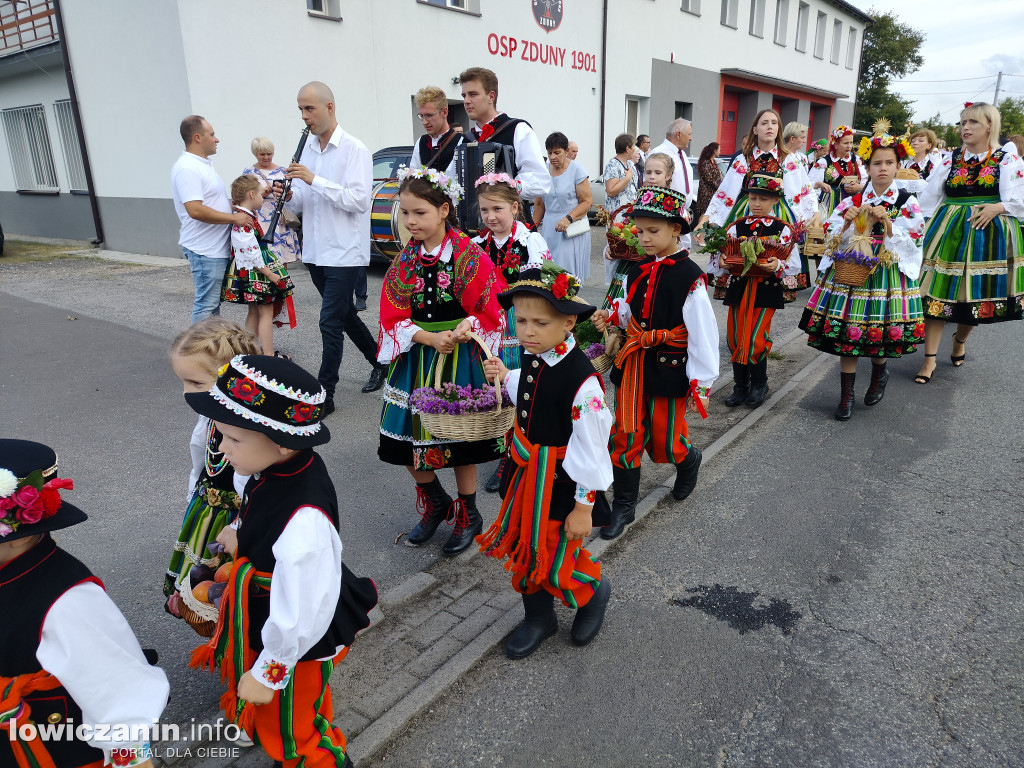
[830, 210, 879, 287]
[573, 319, 621, 375]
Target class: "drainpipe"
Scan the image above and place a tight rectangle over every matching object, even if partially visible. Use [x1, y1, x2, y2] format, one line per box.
[598, 0, 608, 170]
[52, 0, 104, 245]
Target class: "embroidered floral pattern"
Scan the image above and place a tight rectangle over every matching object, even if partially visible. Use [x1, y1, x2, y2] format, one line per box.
[227, 377, 266, 406]
[262, 660, 289, 685]
[284, 402, 320, 424]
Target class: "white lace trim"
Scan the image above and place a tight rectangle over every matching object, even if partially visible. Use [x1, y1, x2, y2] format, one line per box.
[229, 356, 326, 404]
[212, 389, 324, 436]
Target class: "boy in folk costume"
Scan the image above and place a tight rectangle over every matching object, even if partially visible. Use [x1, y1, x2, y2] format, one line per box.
[592, 186, 720, 540]
[0, 440, 169, 768]
[478, 262, 614, 659]
[707, 170, 803, 407]
[186, 355, 377, 768]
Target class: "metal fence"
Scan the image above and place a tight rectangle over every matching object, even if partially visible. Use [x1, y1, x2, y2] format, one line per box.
[0, 0, 57, 57]
[54, 98, 86, 191]
[1, 104, 59, 192]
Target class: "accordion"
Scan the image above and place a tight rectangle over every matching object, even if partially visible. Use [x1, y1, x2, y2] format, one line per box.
[454, 140, 517, 235]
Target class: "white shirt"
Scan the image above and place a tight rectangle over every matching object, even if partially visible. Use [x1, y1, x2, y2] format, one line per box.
[409, 129, 462, 178]
[286, 125, 373, 267]
[473, 117, 552, 200]
[170, 151, 231, 258]
[649, 139, 695, 204]
[38, 581, 170, 762]
[705, 147, 817, 226]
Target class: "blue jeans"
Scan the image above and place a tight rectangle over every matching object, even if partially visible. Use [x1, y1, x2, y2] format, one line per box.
[305, 264, 379, 398]
[183, 247, 229, 323]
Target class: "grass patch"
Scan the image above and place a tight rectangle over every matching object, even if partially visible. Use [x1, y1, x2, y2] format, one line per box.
[767, 351, 786, 360]
[0, 240, 83, 265]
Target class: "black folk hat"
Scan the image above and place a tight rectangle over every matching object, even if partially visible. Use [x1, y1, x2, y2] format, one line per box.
[631, 185, 691, 233]
[185, 355, 331, 449]
[497, 262, 596, 321]
[0, 439, 87, 542]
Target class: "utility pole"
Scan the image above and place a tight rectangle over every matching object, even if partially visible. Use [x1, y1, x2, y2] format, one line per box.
[994, 71, 1003, 105]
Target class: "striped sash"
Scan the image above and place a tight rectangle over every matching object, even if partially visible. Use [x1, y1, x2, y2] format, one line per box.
[614, 317, 689, 432]
[477, 421, 567, 583]
[0, 671, 64, 768]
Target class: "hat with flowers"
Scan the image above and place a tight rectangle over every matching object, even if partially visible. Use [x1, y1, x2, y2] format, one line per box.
[185, 355, 331, 449]
[497, 260, 596, 320]
[631, 185, 691, 231]
[0, 440, 85, 541]
[397, 164, 465, 204]
[745, 169, 785, 197]
[857, 117, 914, 162]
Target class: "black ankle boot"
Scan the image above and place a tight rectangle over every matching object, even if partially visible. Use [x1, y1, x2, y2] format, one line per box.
[442, 494, 483, 555]
[672, 445, 703, 500]
[834, 371, 856, 421]
[864, 363, 889, 406]
[505, 590, 558, 659]
[484, 456, 506, 494]
[724, 362, 750, 407]
[745, 358, 770, 407]
[600, 466, 641, 540]
[406, 479, 451, 546]
[570, 577, 612, 646]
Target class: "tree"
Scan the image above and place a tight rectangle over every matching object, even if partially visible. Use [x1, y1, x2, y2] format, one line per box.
[919, 113, 961, 148]
[853, 10, 925, 132]
[998, 97, 1024, 138]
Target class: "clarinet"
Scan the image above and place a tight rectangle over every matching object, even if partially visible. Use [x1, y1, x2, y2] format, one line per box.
[260, 126, 310, 244]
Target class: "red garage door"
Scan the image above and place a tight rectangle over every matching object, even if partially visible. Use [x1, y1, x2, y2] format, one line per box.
[720, 92, 740, 154]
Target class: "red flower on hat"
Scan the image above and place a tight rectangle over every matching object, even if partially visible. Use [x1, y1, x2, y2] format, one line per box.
[228, 377, 265, 406]
[552, 273, 570, 299]
[662, 196, 676, 212]
[40, 478, 73, 517]
[285, 402, 320, 424]
[13, 486, 44, 524]
[964, 102, 974, 109]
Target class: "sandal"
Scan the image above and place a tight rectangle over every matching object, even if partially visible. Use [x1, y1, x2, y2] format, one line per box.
[274, 350, 292, 360]
[914, 353, 937, 384]
[950, 333, 967, 367]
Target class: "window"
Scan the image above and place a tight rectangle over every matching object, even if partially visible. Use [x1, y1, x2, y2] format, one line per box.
[720, 0, 738, 28]
[53, 100, 86, 192]
[2, 105, 58, 192]
[830, 19, 842, 64]
[675, 101, 693, 120]
[306, 0, 341, 20]
[680, 0, 701, 15]
[749, 0, 765, 37]
[626, 98, 639, 137]
[846, 27, 858, 69]
[774, 0, 789, 45]
[813, 11, 827, 59]
[795, 2, 810, 52]
[418, 0, 480, 12]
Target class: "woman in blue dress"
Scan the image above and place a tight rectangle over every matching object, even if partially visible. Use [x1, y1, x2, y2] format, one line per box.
[534, 131, 593, 280]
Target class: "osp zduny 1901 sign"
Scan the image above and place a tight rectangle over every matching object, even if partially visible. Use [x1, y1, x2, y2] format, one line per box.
[532, 0, 563, 33]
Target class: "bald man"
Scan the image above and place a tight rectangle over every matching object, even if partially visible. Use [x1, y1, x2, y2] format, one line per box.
[283, 81, 384, 412]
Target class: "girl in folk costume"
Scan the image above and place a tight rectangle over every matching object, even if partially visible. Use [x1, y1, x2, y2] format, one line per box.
[0, 440, 169, 768]
[809, 125, 868, 217]
[472, 173, 551, 494]
[799, 130, 926, 420]
[592, 186, 719, 540]
[222, 175, 296, 357]
[915, 103, 1024, 384]
[895, 128, 942, 197]
[377, 167, 507, 555]
[698, 109, 818, 296]
[478, 262, 614, 659]
[707, 170, 803, 409]
[165, 318, 259, 618]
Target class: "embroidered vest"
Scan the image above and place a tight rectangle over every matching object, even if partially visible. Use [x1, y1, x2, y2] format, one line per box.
[944, 148, 1004, 199]
[850, 189, 913, 247]
[480, 230, 530, 285]
[823, 155, 859, 189]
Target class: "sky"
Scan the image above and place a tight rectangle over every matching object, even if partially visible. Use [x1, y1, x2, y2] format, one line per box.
[846, 0, 1024, 124]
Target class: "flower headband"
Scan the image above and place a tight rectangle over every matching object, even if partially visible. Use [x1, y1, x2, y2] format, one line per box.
[829, 125, 854, 146]
[397, 164, 465, 204]
[474, 172, 523, 193]
[0, 465, 73, 538]
[857, 134, 914, 162]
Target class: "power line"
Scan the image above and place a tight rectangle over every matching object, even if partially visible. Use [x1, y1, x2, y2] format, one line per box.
[900, 89, 999, 96]
[897, 74, 1019, 83]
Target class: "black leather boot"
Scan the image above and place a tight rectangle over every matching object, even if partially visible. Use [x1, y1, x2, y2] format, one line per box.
[484, 456, 506, 494]
[744, 358, 770, 407]
[442, 494, 483, 555]
[361, 364, 386, 393]
[406, 479, 451, 546]
[864, 362, 889, 406]
[672, 445, 703, 500]
[723, 362, 750, 407]
[834, 371, 856, 421]
[570, 577, 612, 646]
[505, 590, 558, 659]
[600, 466, 641, 540]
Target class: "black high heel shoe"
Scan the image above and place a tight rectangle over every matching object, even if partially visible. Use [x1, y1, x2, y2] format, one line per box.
[914, 353, 937, 384]
[950, 333, 967, 367]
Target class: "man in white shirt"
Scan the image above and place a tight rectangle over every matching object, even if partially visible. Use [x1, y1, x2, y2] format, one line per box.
[650, 119, 696, 245]
[170, 115, 250, 322]
[284, 81, 384, 413]
[460, 67, 551, 201]
[409, 85, 463, 179]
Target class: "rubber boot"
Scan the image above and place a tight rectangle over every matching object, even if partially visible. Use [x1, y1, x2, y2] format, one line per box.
[442, 493, 483, 555]
[834, 371, 856, 421]
[505, 590, 558, 659]
[864, 362, 889, 406]
[744, 357, 770, 407]
[484, 456, 507, 494]
[600, 466, 641, 540]
[672, 445, 703, 500]
[406, 478, 452, 546]
[723, 362, 750, 407]
[570, 577, 612, 646]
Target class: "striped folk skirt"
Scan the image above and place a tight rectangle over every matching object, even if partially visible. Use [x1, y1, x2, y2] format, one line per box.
[919, 197, 1024, 324]
[799, 261, 925, 358]
[499, 307, 523, 369]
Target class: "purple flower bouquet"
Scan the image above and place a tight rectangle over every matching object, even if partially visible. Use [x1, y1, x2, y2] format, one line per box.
[410, 382, 512, 416]
[582, 343, 607, 361]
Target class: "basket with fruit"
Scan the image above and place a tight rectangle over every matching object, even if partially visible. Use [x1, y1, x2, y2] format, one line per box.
[166, 543, 232, 637]
[605, 204, 647, 262]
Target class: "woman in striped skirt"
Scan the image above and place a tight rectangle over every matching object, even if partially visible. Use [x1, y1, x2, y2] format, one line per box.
[799, 132, 926, 420]
[915, 103, 1024, 384]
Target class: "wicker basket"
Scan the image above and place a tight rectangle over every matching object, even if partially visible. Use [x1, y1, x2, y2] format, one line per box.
[803, 221, 827, 258]
[605, 204, 646, 263]
[588, 329, 620, 375]
[721, 217, 797, 277]
[178, 579, 219, 638]
[831, 257, 877, 287]
[894, 167, 920, 181]
[416, 332, 514, 442]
